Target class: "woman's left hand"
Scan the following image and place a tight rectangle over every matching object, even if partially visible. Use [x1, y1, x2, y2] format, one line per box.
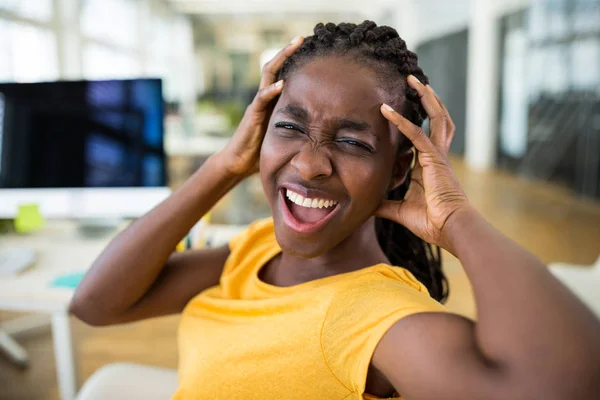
[375, 75, 470, 251]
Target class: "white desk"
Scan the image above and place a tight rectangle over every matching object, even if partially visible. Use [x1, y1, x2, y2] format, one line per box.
[0, 221, 115, 400]
[0, 220, 245, 400]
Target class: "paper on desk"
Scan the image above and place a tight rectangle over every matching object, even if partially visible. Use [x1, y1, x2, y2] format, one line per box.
[50, 272, 85, 289]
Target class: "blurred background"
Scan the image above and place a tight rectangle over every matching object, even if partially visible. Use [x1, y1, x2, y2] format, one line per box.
[0, 0, 599, 399]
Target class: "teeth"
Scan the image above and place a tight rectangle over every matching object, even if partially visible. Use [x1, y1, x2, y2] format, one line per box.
[288, 190, 297, 202]
[285, 189, 338, 209]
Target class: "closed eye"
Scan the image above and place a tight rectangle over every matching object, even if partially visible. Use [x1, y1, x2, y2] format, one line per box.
[336, 138, 374, 152]
[274, 121, 305, 133]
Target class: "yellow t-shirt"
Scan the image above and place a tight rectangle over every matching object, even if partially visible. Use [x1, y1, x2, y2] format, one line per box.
[173, 217, 446, 400]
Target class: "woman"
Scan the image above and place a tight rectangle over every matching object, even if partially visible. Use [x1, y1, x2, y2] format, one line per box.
[70, 21, 600, 399]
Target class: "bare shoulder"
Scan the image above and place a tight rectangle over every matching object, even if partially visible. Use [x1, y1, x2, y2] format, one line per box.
[372, 312, 510, 400]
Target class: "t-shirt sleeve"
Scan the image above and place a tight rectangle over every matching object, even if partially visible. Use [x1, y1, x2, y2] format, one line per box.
[320, 269, 447, 395]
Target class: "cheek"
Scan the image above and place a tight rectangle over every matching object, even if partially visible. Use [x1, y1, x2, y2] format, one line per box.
[337, 158, 391, 209]
[259, 132, 276, 193]
[261, 131, 288, 167]
[259, 133, 271, 175]
[259, 131, 294, 194]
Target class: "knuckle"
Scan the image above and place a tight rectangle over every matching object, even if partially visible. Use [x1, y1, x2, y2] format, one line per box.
[416, 127, 427, 137]
[246, 111, 261, 127]
[443, 110, 455, 125]
[251, 95, 262, 107]
[255, 87, 268, 101]
[261, 63, 271, 74]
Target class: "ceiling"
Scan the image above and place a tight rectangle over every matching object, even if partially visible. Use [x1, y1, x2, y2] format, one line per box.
[166, 0, 394, 18]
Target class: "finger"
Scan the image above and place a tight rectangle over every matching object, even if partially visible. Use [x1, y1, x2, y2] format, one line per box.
[381, 103, 436, 154]
[407, 75, 446, 149]
[259, 36, 304, 89]
[429, 87, 456, 153]
[374, 199, 418, 228]
[374, 199, 401, 221]
[252, 80, 285, 113]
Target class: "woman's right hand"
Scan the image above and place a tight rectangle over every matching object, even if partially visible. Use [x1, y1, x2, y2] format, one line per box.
[218, 36, 304, 179]
[376, 76, 470, 254]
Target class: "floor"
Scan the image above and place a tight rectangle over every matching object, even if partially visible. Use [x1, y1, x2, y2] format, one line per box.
[1, 157, 599, 400]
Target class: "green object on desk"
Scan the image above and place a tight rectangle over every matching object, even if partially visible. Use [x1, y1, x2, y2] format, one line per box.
[14, 203, 45, 233]
[51, 272, 85, 289]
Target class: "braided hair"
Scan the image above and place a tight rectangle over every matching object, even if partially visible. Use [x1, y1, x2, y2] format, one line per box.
[278, 21, 449, 302]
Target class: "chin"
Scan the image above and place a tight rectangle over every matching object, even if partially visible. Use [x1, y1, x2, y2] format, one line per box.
[272, 218, 334, 259]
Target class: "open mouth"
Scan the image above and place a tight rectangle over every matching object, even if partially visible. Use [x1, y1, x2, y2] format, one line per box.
[279, 188, 340, 234]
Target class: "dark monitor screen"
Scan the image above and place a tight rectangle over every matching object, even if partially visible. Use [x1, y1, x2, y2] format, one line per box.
[0, 78, 167, 189]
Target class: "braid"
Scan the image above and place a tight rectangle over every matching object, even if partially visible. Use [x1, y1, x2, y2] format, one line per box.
[375, 174, 449, 303]
[279, 21, 448, 302]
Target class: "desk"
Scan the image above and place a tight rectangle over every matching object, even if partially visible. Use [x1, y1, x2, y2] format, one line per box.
[1, 221, 115, 400]
[0, 220, 245, 400]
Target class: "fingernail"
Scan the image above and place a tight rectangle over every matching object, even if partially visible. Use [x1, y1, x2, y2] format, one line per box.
[408, 75, 421, 84]
[275, 80, 284, 89]
[290, 36, 303, 45]
[382, 103, 395, 113]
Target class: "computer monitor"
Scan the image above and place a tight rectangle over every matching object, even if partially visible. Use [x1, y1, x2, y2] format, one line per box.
[0, 78, 170, 219]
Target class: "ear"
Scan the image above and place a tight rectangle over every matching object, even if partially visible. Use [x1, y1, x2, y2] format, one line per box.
[388, 147, 414, 191]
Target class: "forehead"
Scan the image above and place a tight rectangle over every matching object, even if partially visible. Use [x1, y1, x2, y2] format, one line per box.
[279, 56, 388, 120]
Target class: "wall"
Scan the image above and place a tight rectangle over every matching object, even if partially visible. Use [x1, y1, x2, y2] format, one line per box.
[416, 29, 469, 155]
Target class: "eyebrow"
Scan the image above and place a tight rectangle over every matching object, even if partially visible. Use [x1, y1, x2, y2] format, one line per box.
[336, 118, 371, 133]
[280, 104, 309, 122]
[279, 104, 376, 140]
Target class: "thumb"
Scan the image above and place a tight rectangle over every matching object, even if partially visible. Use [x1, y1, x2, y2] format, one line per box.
[374, 199, 408, 225]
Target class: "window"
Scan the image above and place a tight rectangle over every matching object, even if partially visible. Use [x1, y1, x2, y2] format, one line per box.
[81, 0, 139, 49]
[544, 44, 569, 93]
[570, 39, 600, 91]
[144, 14, 195, 102]
[144, 16, 172, 78]
[0, 0, 53, 21]
[572, 0, 600, 34]
[0, 19, 11, 81]
[0, 21, 58, 82]
[83, 43, 141, 79]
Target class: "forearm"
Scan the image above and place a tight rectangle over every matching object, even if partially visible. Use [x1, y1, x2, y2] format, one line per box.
[444, 206, 600, 393]
[70, 154, 242, 322]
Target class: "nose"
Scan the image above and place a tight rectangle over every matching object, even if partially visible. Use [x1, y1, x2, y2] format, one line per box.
[290, 142, 333, 181]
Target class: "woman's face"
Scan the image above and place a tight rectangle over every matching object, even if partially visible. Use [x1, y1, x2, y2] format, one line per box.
[260, 56, 410, 258]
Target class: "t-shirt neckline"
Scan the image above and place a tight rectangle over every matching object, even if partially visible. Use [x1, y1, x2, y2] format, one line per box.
[251, 244, 390, 295]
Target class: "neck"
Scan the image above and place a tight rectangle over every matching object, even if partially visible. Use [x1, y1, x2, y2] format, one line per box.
[268, 216, 389, 287]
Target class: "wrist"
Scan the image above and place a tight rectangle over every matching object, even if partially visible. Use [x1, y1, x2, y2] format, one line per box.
[182, 153, 245, 198]
[212, 150, 258, 181]
[439, 205, 485, 257]
[209, 152, 248, 181]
